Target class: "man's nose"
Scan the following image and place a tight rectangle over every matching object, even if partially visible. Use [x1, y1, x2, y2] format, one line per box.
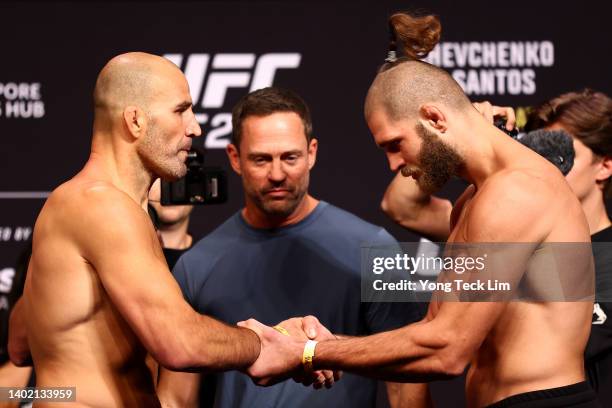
[268, 159, 286, 183]
[187, 114, 202, 138]
[387, 153, 405, 173]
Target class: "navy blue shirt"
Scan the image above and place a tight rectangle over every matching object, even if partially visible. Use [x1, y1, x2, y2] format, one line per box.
[173, 201, 423, 408]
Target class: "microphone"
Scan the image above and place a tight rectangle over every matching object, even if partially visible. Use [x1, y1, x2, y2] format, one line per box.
[517, 129, 575, 176]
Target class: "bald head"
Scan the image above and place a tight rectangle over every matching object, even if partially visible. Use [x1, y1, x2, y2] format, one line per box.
[365, 59, 471, 122]
[93, 52, 183, 120]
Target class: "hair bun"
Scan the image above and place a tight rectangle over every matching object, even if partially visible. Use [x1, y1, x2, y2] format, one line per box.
[389, 13, 441, 60]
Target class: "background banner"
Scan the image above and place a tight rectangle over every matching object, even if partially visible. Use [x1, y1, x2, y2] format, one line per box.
[1, 1, 610, 406]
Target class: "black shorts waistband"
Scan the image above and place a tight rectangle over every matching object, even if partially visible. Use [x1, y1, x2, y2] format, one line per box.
[485, 381, 601, 408]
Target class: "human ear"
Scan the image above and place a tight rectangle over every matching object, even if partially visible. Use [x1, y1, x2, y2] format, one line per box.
[226, 143, 242, 175]
[419, 104, 448, 133]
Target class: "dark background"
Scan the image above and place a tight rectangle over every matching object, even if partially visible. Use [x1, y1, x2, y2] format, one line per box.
[0, 1, 610, 406]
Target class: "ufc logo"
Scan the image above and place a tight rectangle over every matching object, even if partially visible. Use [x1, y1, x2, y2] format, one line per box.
[164, 53, 301, 109]
[164, 52, 301, 148]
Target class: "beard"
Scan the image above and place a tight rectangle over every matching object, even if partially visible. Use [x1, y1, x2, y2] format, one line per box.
[413, 123, 465, 194]
[245, 174, 309, 218]
[139, 122, 187, 181]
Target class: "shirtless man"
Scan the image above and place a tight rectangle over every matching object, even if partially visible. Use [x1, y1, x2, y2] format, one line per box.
[7, 52, 266, 407]
[238, 13, 599, 407]
[381, 102, 516, 242]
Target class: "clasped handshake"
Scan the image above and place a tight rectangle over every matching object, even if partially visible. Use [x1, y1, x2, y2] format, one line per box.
[237, 316, 341, 389]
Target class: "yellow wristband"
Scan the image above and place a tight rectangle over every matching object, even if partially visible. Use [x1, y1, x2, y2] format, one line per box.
[272, 325, 290, 336]
[302, 340, 318, 373]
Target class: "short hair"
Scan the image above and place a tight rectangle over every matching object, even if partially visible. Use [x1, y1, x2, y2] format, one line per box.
[527, 89, 612, 196]
[231, 87, 313, 148]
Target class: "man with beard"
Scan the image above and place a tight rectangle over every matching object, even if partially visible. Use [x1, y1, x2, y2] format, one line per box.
[237, 13, 600, 408]
[8, 52, 271, 407]
[157, 87, 429, 408]
[381, 102, 516, 242]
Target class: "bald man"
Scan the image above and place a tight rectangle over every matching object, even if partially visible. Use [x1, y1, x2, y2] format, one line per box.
[237, 13, 600, 408]
[7, 53, 267, 407]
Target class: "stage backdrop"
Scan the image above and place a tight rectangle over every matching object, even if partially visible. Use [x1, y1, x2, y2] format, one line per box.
[1, 1, 611, 406]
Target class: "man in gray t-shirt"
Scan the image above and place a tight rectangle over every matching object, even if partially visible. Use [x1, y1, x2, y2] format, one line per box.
[157, 87, 428, 408]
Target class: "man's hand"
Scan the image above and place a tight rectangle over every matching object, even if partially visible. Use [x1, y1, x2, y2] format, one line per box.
[472, 101, 516, 130]
[238, 318, 304, 386]
[275, 315, 333, 341]
[238, 316, 341, 388]
[274, 315, 341, 388]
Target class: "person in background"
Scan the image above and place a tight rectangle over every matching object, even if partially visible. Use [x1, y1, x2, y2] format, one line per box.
[157, 86, 429, 408]
[148, 178, 195, 269]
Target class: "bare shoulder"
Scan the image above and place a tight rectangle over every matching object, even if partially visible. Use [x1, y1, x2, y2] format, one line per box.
[41, 179, 154, 250]
[45, 179, 144, 225]
[479, 168, 560, 206]
[462, 169, 565, 242]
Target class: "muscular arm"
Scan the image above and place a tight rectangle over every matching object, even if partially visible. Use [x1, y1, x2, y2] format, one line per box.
[77, 188, 259, 371]
[8, 298, 31, 367]
[311, 173, 553, 382]
[314, 301, 505, 381]
[381, 173, 451, 241]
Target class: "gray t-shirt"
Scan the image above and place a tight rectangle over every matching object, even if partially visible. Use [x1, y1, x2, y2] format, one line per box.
[173, 201, 423, 408]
